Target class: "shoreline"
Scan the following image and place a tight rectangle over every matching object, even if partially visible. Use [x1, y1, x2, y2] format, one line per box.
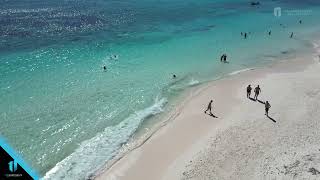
[181, 52, 320, 179]
[94, 43, 319, 179]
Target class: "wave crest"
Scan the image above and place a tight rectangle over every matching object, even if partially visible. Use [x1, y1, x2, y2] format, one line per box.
[43, 97, 167, 180]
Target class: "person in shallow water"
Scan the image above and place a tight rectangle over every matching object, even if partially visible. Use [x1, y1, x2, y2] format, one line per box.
[220, 54, 227, 63]
[204, 100, 213, 115]
[246, 85, 252, 98]
[173, 74, 176, 78]
[244, 32, 247, 39]
[254, 85, 261, 100]
[220, 54, 224, 62]
[223, 54, 227, 63]
[268, 30, 271, 36]
[110, 54, 119, 60]
[290, 32, 294, 38]
[265, 101, 271, 116]
[103, 66, 107, 71]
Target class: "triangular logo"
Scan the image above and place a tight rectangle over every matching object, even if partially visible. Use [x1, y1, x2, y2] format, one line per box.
[0, 142, 38, 179]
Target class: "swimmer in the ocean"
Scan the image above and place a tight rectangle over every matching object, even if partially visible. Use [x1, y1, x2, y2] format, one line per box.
[111, 55, 119, 60]
[103, 66, 107, 71]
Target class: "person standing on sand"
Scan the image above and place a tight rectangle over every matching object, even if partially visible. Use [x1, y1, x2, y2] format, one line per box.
[204, 100, 213, 115]
[265, 101, 271, 116]
[254, 85, 261, 100]
[246, 85, 252, 98]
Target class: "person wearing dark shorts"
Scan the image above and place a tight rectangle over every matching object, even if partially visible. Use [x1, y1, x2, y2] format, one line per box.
[204, 100, 213, 115]
[246, 85, 252, 98]
[223, 54, 227, 63]
[265, 101, 271, 116]
[254, 85, 261, 100]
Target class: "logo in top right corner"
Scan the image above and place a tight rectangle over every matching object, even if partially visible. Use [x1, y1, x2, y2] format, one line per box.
[274, 7, 281, 17]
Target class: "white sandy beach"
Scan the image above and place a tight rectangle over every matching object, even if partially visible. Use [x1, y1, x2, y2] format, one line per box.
[96, 50, 320, 180]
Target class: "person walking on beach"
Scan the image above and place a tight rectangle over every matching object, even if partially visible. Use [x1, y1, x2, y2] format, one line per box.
[265, 101, 271, 116]
[246, 85, 252, 98]
[254, 85, 261, 100]
[204, 100, 213, 115]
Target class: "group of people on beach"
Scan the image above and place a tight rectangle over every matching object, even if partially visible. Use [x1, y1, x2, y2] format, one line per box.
[204, 84, 271, 119]
[246, 84, 271, 116]
[246, 85, 261, 100]
[204, 19, 305, 120]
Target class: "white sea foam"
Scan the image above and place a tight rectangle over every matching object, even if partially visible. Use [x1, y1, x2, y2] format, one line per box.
[311, 42, 320, 62]
[43, 97, 167, 180]
[312, 42, 319, 49]
[228, 68, 253, 76]
[188, 78, 200, 86]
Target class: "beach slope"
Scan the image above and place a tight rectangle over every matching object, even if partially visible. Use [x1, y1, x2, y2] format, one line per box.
[96, 54, 320, 180]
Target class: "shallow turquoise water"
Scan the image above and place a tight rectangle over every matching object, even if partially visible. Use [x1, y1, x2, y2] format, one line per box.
[1, 0, 320, 179]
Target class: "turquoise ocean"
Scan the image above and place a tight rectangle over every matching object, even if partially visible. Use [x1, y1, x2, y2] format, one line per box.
[1, 0, 320, 179]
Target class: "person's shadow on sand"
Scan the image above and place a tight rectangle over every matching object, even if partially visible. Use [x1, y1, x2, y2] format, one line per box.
[205, 112, 218, 118]
[267, 115, 276, 123]
[249, 98, 265, 105]
[248, 97, 277, 123]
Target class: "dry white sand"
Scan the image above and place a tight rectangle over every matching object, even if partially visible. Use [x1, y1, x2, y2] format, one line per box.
[96, 53, 320, 180]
